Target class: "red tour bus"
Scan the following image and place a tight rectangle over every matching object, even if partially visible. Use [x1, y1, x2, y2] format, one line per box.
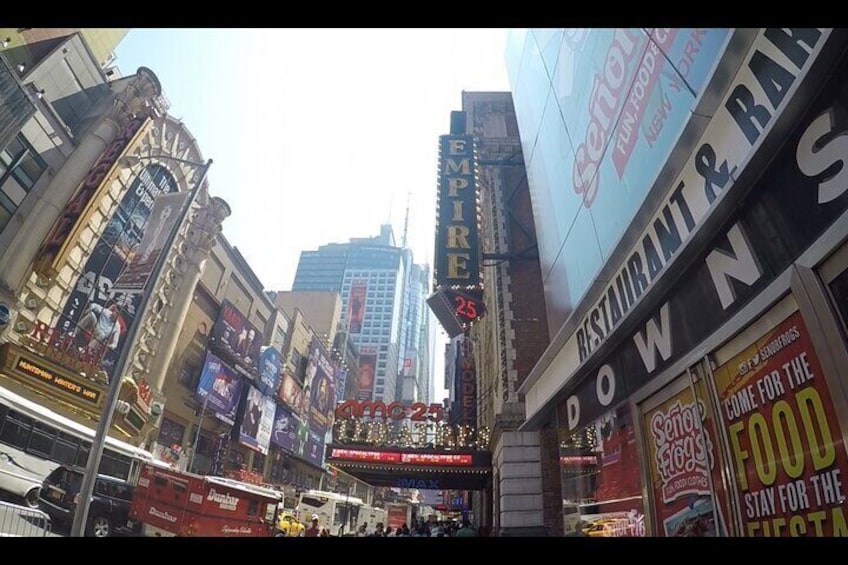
[129, 462, 281, 537]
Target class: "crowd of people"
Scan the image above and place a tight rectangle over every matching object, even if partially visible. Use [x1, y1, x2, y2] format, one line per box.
[300, 513, 479, 537]
[352, 518, 478, 537]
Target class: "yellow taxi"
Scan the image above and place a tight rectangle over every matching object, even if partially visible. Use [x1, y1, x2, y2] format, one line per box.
[276, 511, 306, 537]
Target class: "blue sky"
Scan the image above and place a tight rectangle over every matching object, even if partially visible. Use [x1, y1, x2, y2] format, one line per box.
[114, 29, 512, 401]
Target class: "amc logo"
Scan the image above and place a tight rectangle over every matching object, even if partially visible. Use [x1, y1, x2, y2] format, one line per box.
[335, 400, 444, 422]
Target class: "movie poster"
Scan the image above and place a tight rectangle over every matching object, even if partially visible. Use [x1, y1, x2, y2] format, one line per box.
[195, 351, 243, 426]
[347, 279, 367, 334]
[52, 163, 177, 379]
[211, 300, 263, 376]
[357, 346, 378, 401]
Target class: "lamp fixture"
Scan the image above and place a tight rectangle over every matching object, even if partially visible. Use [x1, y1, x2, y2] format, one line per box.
[17, 62, 25, 73]
[36, 89, 45, 100]
[2, 38, 9, 49]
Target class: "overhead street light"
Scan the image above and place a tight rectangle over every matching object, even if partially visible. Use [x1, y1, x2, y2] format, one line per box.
[70, 153, 213, 537]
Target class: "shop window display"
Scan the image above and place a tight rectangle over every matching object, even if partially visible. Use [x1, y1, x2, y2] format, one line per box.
[558, 401, 645, 537]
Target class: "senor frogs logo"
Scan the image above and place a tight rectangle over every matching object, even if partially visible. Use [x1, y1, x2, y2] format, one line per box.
[649, 399, 714, 504]
[207, 488, 239, 511]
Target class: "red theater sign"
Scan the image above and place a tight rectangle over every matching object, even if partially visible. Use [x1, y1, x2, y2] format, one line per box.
[335, 400, 445, 422]
[329, 448, 473, 466]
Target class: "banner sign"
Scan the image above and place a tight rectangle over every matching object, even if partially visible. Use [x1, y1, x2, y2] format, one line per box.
[43, 163, 177, 380]
[643, 381, 728, 536]
[347, 280, 367, 334]
[304, 339, 337, 436]
[278, 372, 305, 416]
[357, 346, 378, 401]
[210, 300, 263, 378]
[195, 351, 243, 426]
[257, 346, 282, 397]
[238, 384, 276, 456]
[34, 113, 149, 278]
[113, 191, 190, 293]
[712, 312, 848, 536]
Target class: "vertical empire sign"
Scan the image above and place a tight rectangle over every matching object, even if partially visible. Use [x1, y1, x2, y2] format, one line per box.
[435, 133, 479, 288]
[429, 116, 486, 338]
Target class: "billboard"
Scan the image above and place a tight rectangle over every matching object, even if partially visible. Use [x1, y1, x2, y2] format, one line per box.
[278, 372, 305, 416]
[357, 345, 378, 401]
[302, 425, 326, 468]
[238, 384, 276, 456]
[335, 369, 348, 404]
[113, 191, 190, 293]
[434, 134, 481, 289]
[271, 404, 300, 454]
[304, 339, 337, 436]
[210, 300, 263, 378]
[195, 351, 244, 427]
[49, 163, 177, 380]
[257, 346, 282, 397]
[509, 28, 731, 321]
[347, 279, 367, 334]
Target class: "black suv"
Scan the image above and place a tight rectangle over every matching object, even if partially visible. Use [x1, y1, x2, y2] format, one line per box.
[38, 465, 137, 537]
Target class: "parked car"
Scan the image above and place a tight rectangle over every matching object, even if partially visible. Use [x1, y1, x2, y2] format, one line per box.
[276, 511, 305, 537]
[38, 464, 138, 537]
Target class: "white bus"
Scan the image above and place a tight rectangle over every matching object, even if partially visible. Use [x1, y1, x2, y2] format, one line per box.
[0, 385, 156, 507]
[297, 489, 365, 536]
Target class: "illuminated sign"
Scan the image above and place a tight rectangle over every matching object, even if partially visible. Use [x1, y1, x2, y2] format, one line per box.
[329, 448, 472, 466]
[396, 478, 439, 489]
[454, 337, 477, 426]
[435, 134, 480, 288]
[427, 287, 486, 338]
[335, 400, 445, 422]
[332, 418, 489, 451]
[5, 348, 103, 407]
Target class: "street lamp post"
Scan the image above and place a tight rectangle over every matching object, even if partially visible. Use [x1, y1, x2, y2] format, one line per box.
[70, 155, 213, 537]
[187, 391, 211, 473]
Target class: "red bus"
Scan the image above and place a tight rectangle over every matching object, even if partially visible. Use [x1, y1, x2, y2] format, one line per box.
[129, 463, 280, 537]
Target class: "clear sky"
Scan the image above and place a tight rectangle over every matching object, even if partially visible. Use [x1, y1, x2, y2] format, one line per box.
[114, 29, 512, 402]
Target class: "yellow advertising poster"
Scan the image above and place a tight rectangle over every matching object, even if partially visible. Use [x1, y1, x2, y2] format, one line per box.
[712, 311, 848, 536]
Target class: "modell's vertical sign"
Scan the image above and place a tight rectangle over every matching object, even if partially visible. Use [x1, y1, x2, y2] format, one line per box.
[454, 336, 477, 426]
[34, 114, 151, 279]
[435, 132, 480, 289]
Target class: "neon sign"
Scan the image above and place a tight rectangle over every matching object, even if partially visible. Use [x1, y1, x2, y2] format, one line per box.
[329, 448, 472, 466]
[332, 419, 489, 450]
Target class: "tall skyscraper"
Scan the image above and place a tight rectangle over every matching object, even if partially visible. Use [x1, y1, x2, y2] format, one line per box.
[292, 225, 432, 404]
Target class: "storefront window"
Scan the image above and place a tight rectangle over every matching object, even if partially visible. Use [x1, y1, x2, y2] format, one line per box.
[640, 371, 729, 537]
[557, 401, 645, 537]
[826, 267, 848, 338]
